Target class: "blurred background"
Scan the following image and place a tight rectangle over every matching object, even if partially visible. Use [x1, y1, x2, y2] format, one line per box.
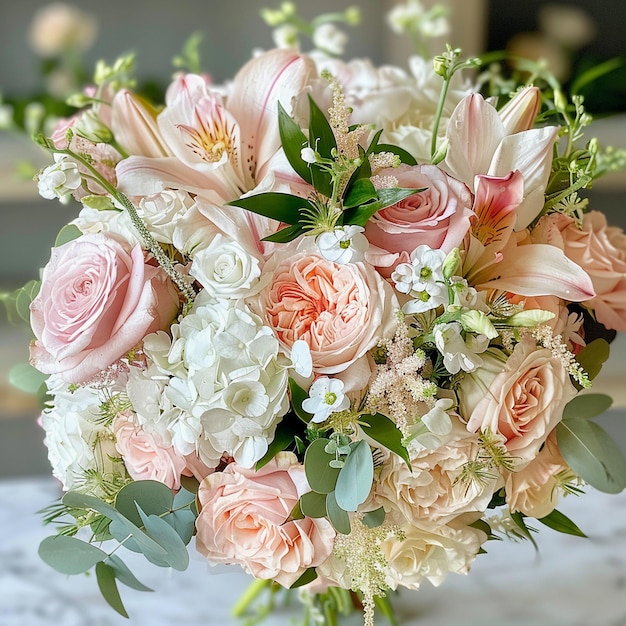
[0, 1, 625, 625]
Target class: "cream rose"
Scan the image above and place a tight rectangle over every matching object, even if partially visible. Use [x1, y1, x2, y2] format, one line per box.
[365, 164, 473, 272]
[533, 211, 626, 331]
[259, 252, 397, 375]
[195, 452, 335, 587]
[462, 335, 578, 467]
[30, 233, 179, 384]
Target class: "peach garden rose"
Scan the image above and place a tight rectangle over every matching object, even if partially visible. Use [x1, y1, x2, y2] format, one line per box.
[29, 232, 179, 383]
[195, 452, 335, 587]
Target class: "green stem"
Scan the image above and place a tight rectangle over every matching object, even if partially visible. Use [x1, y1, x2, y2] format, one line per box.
[431, 75, 450, 162]
[231, 579, 272, 618]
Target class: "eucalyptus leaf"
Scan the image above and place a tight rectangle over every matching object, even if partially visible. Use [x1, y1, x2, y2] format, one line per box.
[278, 101, 312, 184]
[556, 418, 626, 494]
[106, 554, 153, 592]
[227, 192, 312, 225]
[8, 362, 47, 394]
[326, 491, 351, 535]
[137, 507, 189, 571]
[300, 490, 328, 518]
[362, 506, 386, 529]
[359, 413, 410, 466]
[107, 517, 170, 561]
[536, 509, 587, 538]
[563, 394, 613, 421]
[165, 508, 196, 546]
[335, 440, 374, 512]
[304, 438, 341, 494]
[96, 561, 129, 618]
[115, 480, 174, 527]
[54, 224, 83, 247]
[575, 338, 610, 381]
[39, 535, 107, 575]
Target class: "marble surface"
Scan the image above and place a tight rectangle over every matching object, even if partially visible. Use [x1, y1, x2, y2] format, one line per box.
[1, 477, 626, 626]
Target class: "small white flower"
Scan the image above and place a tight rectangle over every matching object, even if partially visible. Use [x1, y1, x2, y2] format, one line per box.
[312, 23, 348, 56]
[316, 225, 368, 264]
[272, 23, 299, 49]
[302, 377, 350, 423]
[406, 397, 454, 450]
[300, 146, 317, 164]
[37, 153, 82, 203]
[402, 282, 447, 314]
[434, 322, 489, 374]
[290, 339, 313, 378]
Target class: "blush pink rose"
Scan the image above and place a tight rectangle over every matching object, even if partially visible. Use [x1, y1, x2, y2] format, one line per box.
[30, 233, 179, 383]
[195, 452, 335, 587]
[261, 252, 397, 375]
[113, 413, 186, 490]
[365, 164, 473, 272]
[464, 335, 577, 468]
[533, 211, 626, 331]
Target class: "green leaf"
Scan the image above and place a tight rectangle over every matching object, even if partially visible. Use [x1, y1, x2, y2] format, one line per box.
[300, 490, 328, 518]
[377, 187, 421, 210]
[165, 488, 197, 545]
[571, 57, 625, 95]
[15, 279, 40, 323]
[374, 594, 399, 626]
[536, 509, 587, 538]
[510, 512, 539, 551]
[96, 561, 129, 618]
[326, 491, 351, 535]
[359, 413, 411, 466]
[311, 164, 333, 198]
[308, 95, 336, 159]
[289, 377, 314, 423]
[556, 418, 626, 494]
[372, 142, 417, 166]
[256, 418, 299, 469]
[39, 535, 107, 575]
[227, 192, 312, 225]
[106, 554, 153, 592]
[180, 474, 200, 494]
[8, 362, 47, 394]
[137, 507, 189, 571]
[335, 440, 374, 512]
[115, 480, 174, 527]
[304, 438, 341, 494]
[289, 567, 318, 589]
[342, 178, 377, 209]
[575, 338, 610, 381]
[278, 101, 312, 184]
[54, 224, 83, 247]
[362, 506, 386, 528]
[262, 224, 304, 243]
[563, 394, 613, 421]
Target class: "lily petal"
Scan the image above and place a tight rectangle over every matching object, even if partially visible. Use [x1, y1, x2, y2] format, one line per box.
[488, 126, 559, 230]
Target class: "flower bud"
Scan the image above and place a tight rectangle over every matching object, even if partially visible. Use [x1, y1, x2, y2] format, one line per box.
[74, 110, 113, 143]
[499, 86, 541, 134]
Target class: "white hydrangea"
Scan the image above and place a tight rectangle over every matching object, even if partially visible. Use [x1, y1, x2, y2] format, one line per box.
[39, 376, 122, 492]
[37, 153, 82, 204]
[141, 293, 290, 468]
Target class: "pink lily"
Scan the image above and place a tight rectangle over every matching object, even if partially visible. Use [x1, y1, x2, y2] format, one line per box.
[444, 93, 558, 231]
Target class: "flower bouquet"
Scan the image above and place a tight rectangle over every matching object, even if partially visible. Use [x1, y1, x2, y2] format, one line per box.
[6, 2, 626, 625]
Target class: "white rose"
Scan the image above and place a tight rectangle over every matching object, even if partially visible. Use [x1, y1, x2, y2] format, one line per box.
[190, 233, 263, 298]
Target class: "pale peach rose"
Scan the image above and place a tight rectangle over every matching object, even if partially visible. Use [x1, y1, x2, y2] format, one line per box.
[195, 452, 335, 587]
[365, 164, 473, 273]
[504, 430, 571, 518]
[533, 211, 626, 331]
[371, 423, 499, 525]
[260, 252, 397, 375]
[464, 335, 578, 467]
[113, 413, 186, 491]
[29, 233, 179, 384]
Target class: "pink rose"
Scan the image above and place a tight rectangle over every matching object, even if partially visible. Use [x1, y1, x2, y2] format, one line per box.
[464, 336, 577, 467]
[195, 452, 335, 587]
[30, 233, 179, 383]
[504, 430, 570, 518]
[365, 164, 473, 272]
[533, 211, 626, 331]
[113, 413, 186, 490]
[260, 252, 397, 375]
